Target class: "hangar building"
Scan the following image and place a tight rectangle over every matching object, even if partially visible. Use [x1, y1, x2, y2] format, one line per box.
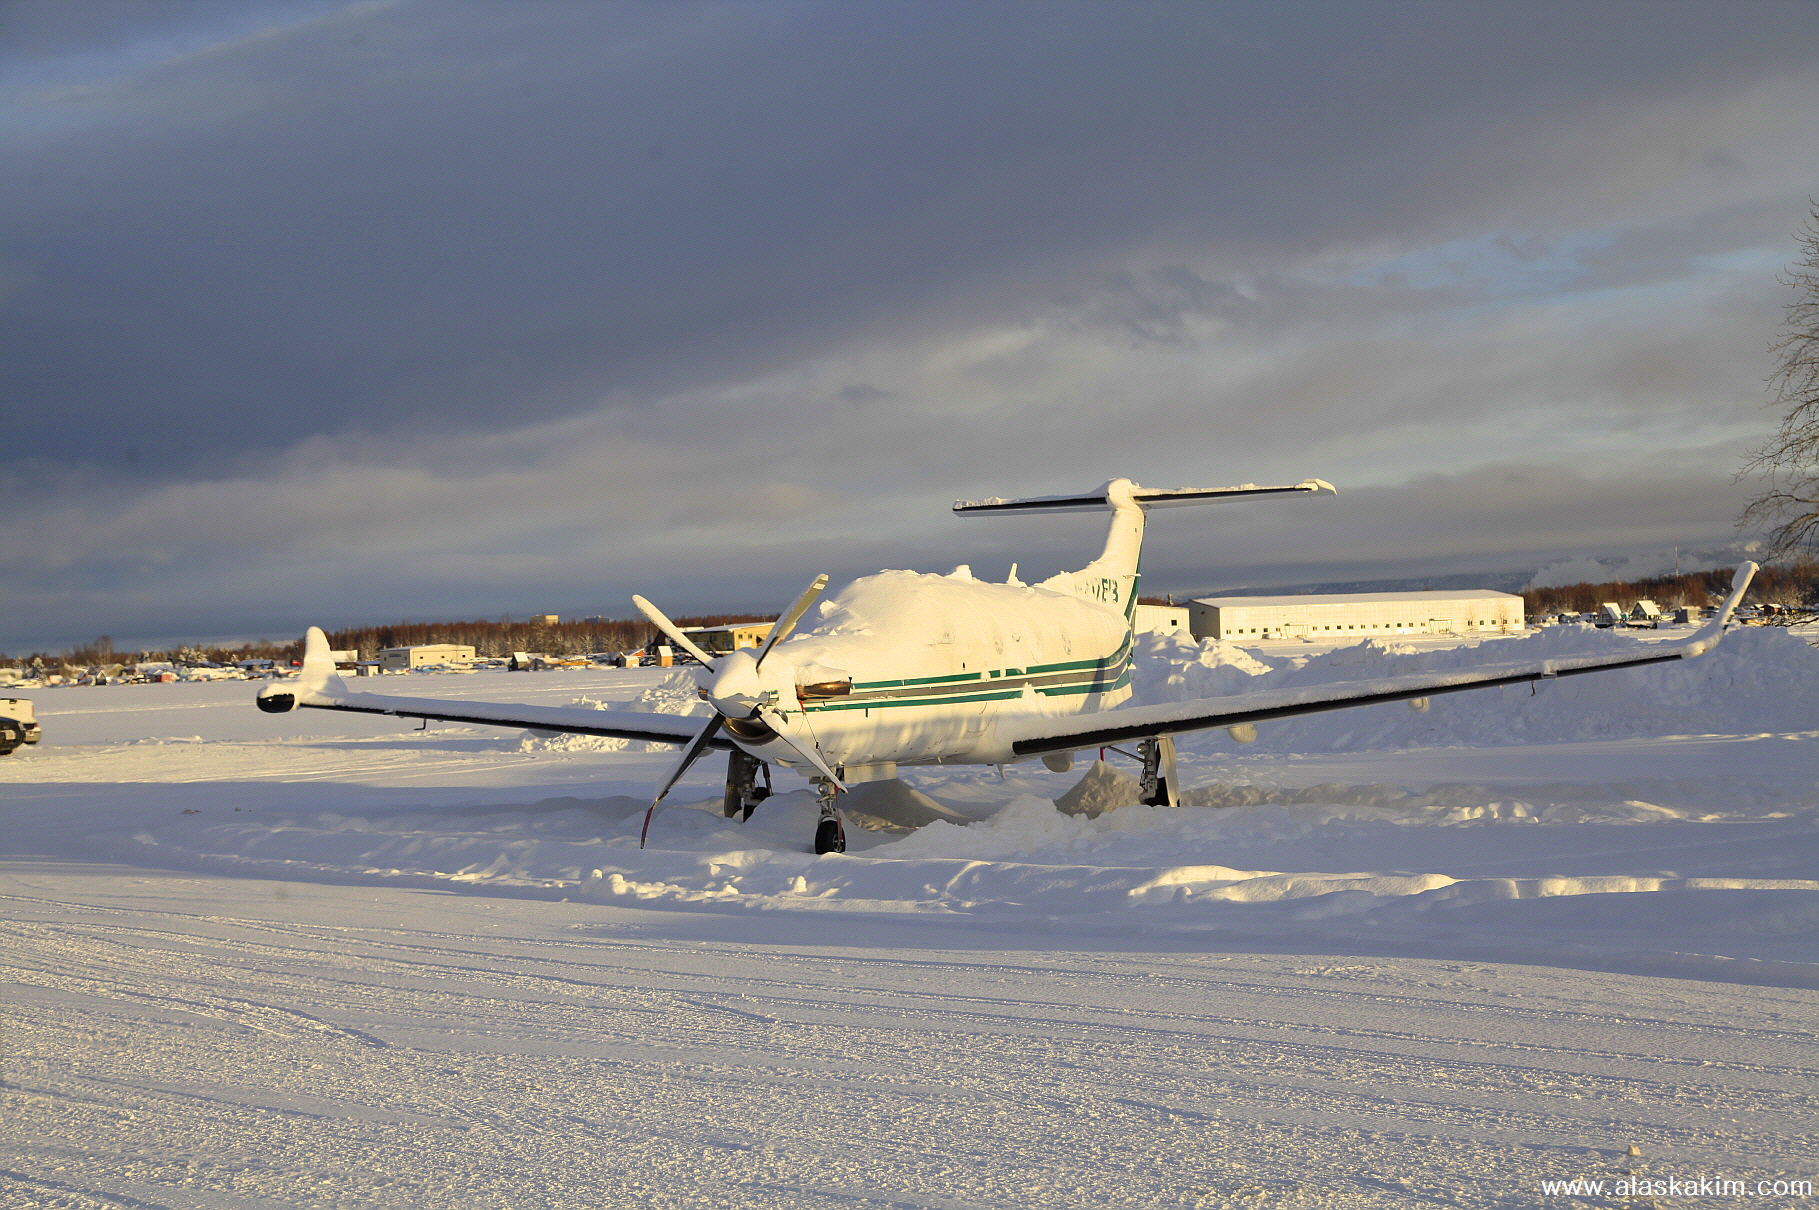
[680, 622, 775, 655]
[377, 643, 477, 671]
[1190, 590, 1524, 642]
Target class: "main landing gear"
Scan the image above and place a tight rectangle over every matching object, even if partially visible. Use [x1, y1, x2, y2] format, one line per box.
[1136, 735, 1180, 810]
[722, 748, 772, 821]
[722, 749, 844, 854]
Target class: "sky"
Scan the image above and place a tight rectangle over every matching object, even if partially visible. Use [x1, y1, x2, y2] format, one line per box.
[4, 0, 1817, 654]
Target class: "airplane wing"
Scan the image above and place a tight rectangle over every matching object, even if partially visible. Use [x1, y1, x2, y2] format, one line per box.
[256, 630, 721, 749]
[999, 563, 1760, 760]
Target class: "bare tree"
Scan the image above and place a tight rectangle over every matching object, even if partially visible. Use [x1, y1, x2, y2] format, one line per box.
[1740, 202, 1819, 555]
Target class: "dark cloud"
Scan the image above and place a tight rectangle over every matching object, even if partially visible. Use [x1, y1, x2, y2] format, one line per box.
[2, 1, 1815, 651]
[6, 1, 1814, 467]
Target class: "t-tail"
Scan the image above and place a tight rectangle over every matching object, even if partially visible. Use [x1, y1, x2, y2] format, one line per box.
[953, 476, 1336, 622]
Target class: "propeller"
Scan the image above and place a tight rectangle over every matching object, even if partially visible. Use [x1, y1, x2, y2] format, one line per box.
[638, 574, 841, 847]
[755, 574, 828, 663]
[638, 715, 725, 847]
[631, 595, 721, 667]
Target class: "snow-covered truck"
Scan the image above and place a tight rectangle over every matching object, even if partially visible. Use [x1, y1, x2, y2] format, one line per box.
[0, 698, 41, 755]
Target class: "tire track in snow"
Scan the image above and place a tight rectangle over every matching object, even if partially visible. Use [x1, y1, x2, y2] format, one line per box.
[8, 902, 1815, 1081]
[0, 1169, 174, 1209]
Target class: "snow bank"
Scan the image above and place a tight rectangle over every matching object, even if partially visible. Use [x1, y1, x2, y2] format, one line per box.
[515, 670, 711, 752]
[105, 777, 1819, 987]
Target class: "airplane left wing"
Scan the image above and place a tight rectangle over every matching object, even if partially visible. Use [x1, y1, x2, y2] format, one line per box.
[256, 628, 720, 748]
[998, 563, 1759, 760]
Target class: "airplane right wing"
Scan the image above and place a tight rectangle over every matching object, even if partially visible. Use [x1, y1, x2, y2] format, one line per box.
[998, 562, 1759, 760]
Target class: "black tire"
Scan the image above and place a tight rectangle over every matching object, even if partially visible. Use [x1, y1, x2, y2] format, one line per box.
[813, 818, 846, 855]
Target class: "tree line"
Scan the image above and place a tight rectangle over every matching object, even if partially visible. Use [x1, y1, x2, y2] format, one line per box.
[13, 613, 773, 669]
[1521, 562, 1815, 617]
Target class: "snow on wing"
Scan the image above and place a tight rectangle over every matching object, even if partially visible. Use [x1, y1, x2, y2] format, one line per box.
[277, 686, 716, 747]
[256, 627, 712, 747]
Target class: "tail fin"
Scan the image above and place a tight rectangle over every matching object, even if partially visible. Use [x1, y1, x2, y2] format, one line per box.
[954, 477, 1335, 618]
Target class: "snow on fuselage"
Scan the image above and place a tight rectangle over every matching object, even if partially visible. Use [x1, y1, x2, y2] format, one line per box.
[714, 567, 1133, 771]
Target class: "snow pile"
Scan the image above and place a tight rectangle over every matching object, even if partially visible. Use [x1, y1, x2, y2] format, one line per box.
[1131, 625, 1819, 752]
[515, 670, 710, 752]
[102, 770, 1819, 987]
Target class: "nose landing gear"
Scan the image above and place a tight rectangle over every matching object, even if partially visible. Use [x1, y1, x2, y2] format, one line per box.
[722, 749, 772, 821]
[811, 776, 847, 854]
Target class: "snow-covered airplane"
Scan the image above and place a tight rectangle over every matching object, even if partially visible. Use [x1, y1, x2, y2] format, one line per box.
[257, 478, 1759, 854]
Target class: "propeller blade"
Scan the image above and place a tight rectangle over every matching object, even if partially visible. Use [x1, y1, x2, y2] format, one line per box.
[631, 595, 720, 668]
[753, 574, 829, 668]
[639, 716, 725, 848]
[761, 707, 847, 791]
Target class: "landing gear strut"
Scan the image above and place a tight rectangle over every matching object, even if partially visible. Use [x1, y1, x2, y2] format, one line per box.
[1137, 736, 1179, 809]
[722, 749, 771, 820]
[811, 776, 846, 854]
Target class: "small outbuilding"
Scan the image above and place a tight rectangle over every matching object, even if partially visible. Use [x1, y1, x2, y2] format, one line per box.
[1132, 603, 1191, 636]
[1190, 589, 1524, 641]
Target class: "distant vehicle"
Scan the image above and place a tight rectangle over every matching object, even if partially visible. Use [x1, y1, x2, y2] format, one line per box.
[0, 698, 40, 755]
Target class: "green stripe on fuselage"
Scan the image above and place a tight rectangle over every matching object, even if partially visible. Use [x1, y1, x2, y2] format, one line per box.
[808, 643, 1131, 713]
[804, 688, 1026, 712]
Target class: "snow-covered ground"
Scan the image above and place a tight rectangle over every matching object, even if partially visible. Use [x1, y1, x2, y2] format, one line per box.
[3, 627, 1816, 1207]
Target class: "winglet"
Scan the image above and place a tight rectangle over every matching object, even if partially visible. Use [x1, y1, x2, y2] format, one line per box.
[1680, 561, 1759, 657]
[256, 627, 346, 713]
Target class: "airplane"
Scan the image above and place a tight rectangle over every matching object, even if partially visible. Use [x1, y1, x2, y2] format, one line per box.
[257, 477, 1760, 854]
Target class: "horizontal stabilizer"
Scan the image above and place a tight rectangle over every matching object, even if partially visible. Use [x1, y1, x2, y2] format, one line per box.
[955, 479, 1335, 516]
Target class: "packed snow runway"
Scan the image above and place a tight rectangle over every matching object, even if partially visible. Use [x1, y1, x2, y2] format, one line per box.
[3, 628, 1817, 1206]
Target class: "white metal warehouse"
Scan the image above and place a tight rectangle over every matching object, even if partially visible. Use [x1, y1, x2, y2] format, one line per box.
[1190, 589, 1524, 641]
[377, 643, 477, 671]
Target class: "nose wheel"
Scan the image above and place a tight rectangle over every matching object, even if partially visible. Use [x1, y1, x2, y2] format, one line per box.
[812, 777, 847, 854]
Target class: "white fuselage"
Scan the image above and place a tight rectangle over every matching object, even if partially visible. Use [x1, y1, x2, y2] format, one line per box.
[710, 567, 1134, 772]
